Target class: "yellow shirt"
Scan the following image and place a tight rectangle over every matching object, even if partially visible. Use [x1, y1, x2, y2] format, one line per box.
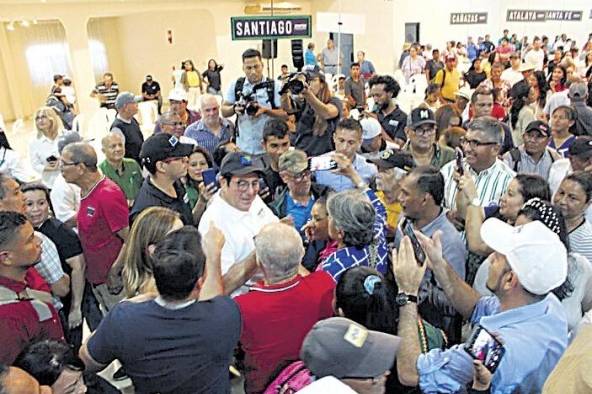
[377, 191, 402, 231]
[186, 70, 201, 87]
[434, 68, 461, 101]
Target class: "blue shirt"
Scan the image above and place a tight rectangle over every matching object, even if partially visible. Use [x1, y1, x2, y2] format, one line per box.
[321, 189, 388, 282]
[184, 118, 234, 159]
[548, 134, 576, 158]
[285, 194, 315, 234]
[314, 153, 377, 192]
[305, 49, 317, 66]
[224, 78, 283, 155]
[417, 294, 568, 393]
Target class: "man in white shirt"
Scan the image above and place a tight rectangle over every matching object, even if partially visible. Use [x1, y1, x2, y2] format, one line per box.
[50, 132, 82, 228]
[198, 152, 278, 295]
[501, 53, 524, 87]
[524, 37, 545, 71]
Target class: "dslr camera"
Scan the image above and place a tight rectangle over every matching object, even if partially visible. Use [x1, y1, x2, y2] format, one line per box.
[280, 73, 307, 95]
[236, 91, 259, 116]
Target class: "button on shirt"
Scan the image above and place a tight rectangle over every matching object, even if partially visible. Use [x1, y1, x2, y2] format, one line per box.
[184, 118, 234, 158]
[320, 189, 388, 282]
[418, 294, 567, 393]
[224, 78, 282, 155]
[502, 147, 556, 178]
[314, 153, 377, 192]
[441, 159, 515, 210]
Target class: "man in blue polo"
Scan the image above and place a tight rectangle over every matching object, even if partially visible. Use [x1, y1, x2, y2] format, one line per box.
[393, 218, 568, 393]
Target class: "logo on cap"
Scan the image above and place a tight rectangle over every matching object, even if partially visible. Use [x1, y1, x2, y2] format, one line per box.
[419, 110, 430, 120]
[168, 135, 179, 147]
[344, 323, 368, 348]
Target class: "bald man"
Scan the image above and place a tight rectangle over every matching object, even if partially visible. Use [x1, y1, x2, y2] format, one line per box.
[61, 142, 129, 312]
[184, 94, 235, 157]
[98, 133, 144, 205]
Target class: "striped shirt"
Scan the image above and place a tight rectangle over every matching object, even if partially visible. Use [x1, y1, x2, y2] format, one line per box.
[569, 220, 592, 265]
[184, 118, 234, 158]
[93, 82, 119, 109]
[502, 147, 557, 179]
[441, 159, 515, 210]
[320, 189, 388, 282]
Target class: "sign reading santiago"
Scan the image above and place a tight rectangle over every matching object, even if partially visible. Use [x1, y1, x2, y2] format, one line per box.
[231, 15, 312, 40]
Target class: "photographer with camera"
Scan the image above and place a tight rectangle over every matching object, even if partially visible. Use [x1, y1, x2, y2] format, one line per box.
[281, 67, 342, 157]
[221, 49, 287, 155]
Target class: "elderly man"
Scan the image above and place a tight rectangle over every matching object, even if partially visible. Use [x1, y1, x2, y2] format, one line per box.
[156, 111, 196, 145]
[314, 118, 377, 192]
[154, 89, 201, 134]
[404, 107, 455, 169]
[49, 133, 82, 228]
[235, 223, 335, 393]
[184, 94, 234, 157]
[393, 219, 568, 393]
[98, 133, 143, 206]
[110, 92, 144, 165]
[0, 212, 65, 364]
[60, 142, 129, 312]
[198, 152, 279, 295]
[130, 133, 196, 225]
[270, 149, 329, 233]
[395, 166, 467, 342]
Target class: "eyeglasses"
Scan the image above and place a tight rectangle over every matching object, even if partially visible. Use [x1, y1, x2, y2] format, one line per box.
[163, 121, 185, 128]
[412, 126, 436, 136]
[234, 179, 259, 192]
[287, 170, 311, 182]
[35, 115, 48, 120]
[460, 138, 498, 149]
[59, 159, 79, 167]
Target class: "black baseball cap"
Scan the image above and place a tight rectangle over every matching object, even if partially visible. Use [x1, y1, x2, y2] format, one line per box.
[568, 136, 592, 157]
[408, 107, 436, 129]
[524, 120, 551, 137]
[219, 152, 264, 177]
[367, 149, 416, 171]
[140, 133, 193, 167]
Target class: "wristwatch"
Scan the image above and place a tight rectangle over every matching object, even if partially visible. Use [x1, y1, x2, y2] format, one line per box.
[395, 292, 418, 306]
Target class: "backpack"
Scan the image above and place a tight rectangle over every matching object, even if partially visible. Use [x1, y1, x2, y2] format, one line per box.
[234, 77, 278, 109]
[263, 361, 313, 394]
[509, 147, 556, 172]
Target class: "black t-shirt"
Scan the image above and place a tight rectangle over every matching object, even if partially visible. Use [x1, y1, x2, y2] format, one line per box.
[130, 178, 194, 226]
[464, 70, 487, 89]
[378, 105, 408, 142]
[426, 59, 444, 81]
[87, 296, 241, 394]
[294, 96, 342, 157]
[141, 81, 161, 96]
[202, 69, 222, 91]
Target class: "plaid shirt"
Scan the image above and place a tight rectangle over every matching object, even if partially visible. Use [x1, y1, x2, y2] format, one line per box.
[34, 232, 64, 285]
[320, 189, 388, 282]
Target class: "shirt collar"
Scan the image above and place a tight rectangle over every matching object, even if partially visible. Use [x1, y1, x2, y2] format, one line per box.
[468, 160, 500, 177]
[480, 294, 563, 331]
[420, 208, 446, 234]
[250, 275, 302, 293]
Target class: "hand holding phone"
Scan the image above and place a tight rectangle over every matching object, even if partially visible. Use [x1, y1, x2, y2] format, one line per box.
[455, 147, 464, 176]
[402, 219, 426, 266]
[308, 156, 338, 172]
[464, 325, 505, 373]
[201, 168, 218, 189]
[46, 155, 58, 163]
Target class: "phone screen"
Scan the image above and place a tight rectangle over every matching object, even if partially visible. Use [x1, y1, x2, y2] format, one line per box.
[402, 219, 426, 266]
[455, 147, 464, 176]
[464, 325, 505, 373]
[201, 168, 218, 188]
[308, 156, 337, 172]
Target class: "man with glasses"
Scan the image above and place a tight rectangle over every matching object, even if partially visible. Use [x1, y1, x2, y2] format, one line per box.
[130, 133, 194, 225]
[503, 120, 561, 178]
[270, 149, 329, 237]
[60, 142, 129, 313]
[404, 107, 455, 169]
[184, 94, 234, 157]
[154, 89, 201, 134]
[198, 152, 279, 295]
[441, 116, 514, 212]
[156, 111, 196, 145]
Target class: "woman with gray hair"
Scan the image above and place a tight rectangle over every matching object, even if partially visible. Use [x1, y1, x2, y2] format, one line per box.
[320, 185, 388, 282]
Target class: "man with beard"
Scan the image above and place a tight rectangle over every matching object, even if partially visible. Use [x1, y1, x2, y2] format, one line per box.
[503, 120, 561, 178]
[367, 75, 407, 147]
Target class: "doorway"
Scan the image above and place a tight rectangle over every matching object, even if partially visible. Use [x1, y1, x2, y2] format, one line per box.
[330, 32, 354, 75]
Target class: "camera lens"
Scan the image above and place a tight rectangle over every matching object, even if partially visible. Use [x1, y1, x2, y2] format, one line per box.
[289, 80, 304, 95]
[245, 102, 258, 116]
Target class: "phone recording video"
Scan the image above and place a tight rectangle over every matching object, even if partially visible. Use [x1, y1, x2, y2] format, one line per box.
[455, 147, 464, 176]
[464, 325, 505, 373]
[201, 168, 218, 189]
[308, 156, 338, 172]
[402, 219, 426, 266]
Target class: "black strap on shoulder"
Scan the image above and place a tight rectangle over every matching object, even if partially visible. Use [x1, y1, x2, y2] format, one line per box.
[509, 147, 521, 171]
[265, 78, 277, 110]
[234, 77, 246, 102]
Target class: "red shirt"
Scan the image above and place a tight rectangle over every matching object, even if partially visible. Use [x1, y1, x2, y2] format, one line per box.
[235, 272, 335, 393]
[78, 178, 129, 284]
[0, 268, 64, 364]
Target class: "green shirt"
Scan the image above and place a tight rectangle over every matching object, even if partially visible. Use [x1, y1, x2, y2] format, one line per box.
[405, 143, 455, 170]
[99, 158, 144, 201]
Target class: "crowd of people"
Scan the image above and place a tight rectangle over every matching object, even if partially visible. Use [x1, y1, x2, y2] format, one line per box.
[1, 28, 592, 394]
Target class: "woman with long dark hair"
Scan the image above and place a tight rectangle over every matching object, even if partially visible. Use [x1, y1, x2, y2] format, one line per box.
[548, 64, 567, 93]
[528, 71, 549, 120]
[508, 82, 535, 145]
[464, 58, 487, 89]
[202, 59, 223, 95]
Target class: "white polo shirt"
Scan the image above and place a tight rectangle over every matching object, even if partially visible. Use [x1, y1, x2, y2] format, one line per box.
[198, 191, 279, 281]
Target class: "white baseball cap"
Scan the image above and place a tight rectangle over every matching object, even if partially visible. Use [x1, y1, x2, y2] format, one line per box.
[480, 218, 567, 295]
[168, 89, 188, 102]
[360, 117, 382, 141]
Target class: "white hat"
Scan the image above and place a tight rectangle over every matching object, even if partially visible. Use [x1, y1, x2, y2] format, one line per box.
[480, 218, 568, 295]
[168, 89, 188, 102]
[519, 62, 536, 72]
[455, 86, 472, 101]
[360, 117, 382, 141]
